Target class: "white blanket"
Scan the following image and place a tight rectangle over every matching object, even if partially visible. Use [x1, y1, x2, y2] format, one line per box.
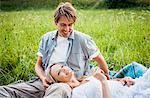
[72, 69, 150, 98]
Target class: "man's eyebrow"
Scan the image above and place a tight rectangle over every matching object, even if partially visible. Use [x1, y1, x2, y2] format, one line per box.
[60, 23, 73, 26]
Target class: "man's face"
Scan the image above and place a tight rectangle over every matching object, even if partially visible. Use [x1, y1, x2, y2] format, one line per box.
[56, 16, 74, 38]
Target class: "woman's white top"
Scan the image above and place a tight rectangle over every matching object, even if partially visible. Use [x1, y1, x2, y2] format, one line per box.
[72, 68, 150, 98]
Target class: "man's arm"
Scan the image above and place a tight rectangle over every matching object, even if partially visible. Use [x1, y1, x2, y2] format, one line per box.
[93, 54, 110, 80]
[35, 56, 51, 88]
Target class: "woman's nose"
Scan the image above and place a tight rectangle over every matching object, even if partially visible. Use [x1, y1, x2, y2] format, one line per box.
[62, 66, 68, 71]
[61, 67, 66, 72]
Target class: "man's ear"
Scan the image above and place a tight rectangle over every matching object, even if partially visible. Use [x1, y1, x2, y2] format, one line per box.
[55, 22, 57, 25]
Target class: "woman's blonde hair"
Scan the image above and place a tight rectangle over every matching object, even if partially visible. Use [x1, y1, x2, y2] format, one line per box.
[54, 2, 77, 23]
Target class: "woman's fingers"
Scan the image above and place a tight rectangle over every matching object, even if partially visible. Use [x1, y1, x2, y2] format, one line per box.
[119, 77, 135, 87]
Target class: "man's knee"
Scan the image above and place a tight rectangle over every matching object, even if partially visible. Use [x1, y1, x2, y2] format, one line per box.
[44, 83, 72, 98]
[0, 80, 45, 98]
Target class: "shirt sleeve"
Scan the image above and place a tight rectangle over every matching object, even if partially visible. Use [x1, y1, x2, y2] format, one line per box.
[37, 37, 44, 57]
[37, 52, 43, 57]
[89, 50, 100, 60]
[84, 37, 100, 60]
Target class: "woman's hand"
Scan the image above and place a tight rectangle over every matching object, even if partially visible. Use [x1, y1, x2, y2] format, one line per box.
[92, 68, 107, 82]
[115, 77, 135, 87]
[120, 77, 135, 87]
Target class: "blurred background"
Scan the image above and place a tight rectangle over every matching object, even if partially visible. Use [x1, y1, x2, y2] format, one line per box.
[1, 0, 150, 11]
[0, 0, 150, 85]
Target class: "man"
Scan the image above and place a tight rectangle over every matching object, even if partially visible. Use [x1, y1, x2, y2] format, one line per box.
[0, 2, 109, 98]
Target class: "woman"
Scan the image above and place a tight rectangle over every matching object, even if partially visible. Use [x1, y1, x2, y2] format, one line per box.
[45, 63, 150, 98]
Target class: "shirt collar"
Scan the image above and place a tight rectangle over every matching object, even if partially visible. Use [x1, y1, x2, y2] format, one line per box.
[52, 30, 58, 40]
[69, 30, 75, 40]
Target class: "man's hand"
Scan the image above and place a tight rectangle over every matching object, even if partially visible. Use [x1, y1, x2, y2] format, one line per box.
[35, 56, 53, 88]
[41, 77, 52, 88]
[105, 73, 110, 80]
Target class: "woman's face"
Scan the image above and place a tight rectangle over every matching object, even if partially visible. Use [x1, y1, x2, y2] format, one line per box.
[51, 64, 73, 82]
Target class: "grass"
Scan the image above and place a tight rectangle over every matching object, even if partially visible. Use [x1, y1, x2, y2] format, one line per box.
[0, 9, 150, 85]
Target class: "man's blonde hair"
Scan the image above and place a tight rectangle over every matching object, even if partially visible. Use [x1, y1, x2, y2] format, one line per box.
[54, 2, 77, 23]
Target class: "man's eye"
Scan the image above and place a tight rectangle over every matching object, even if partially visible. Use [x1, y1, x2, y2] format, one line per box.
[68, 24, 72, 26]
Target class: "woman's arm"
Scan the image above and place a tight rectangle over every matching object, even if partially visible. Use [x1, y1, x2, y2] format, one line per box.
[101, 80, 111, 98]
[93, 68, 111, 98]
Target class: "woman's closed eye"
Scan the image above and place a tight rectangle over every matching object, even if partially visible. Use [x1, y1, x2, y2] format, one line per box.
[58, 65, 64, 75]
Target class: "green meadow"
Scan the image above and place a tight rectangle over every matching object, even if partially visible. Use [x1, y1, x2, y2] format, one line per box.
[0, 9, 150, 85]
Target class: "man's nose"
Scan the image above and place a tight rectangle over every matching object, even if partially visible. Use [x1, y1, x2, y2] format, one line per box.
[64, 26, 70, 32]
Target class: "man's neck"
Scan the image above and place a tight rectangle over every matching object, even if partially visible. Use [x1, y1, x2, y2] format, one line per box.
[58, 31, 70, 38]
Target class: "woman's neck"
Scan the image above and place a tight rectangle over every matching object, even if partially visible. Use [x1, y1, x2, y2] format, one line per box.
[67, 74, 80, 88]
